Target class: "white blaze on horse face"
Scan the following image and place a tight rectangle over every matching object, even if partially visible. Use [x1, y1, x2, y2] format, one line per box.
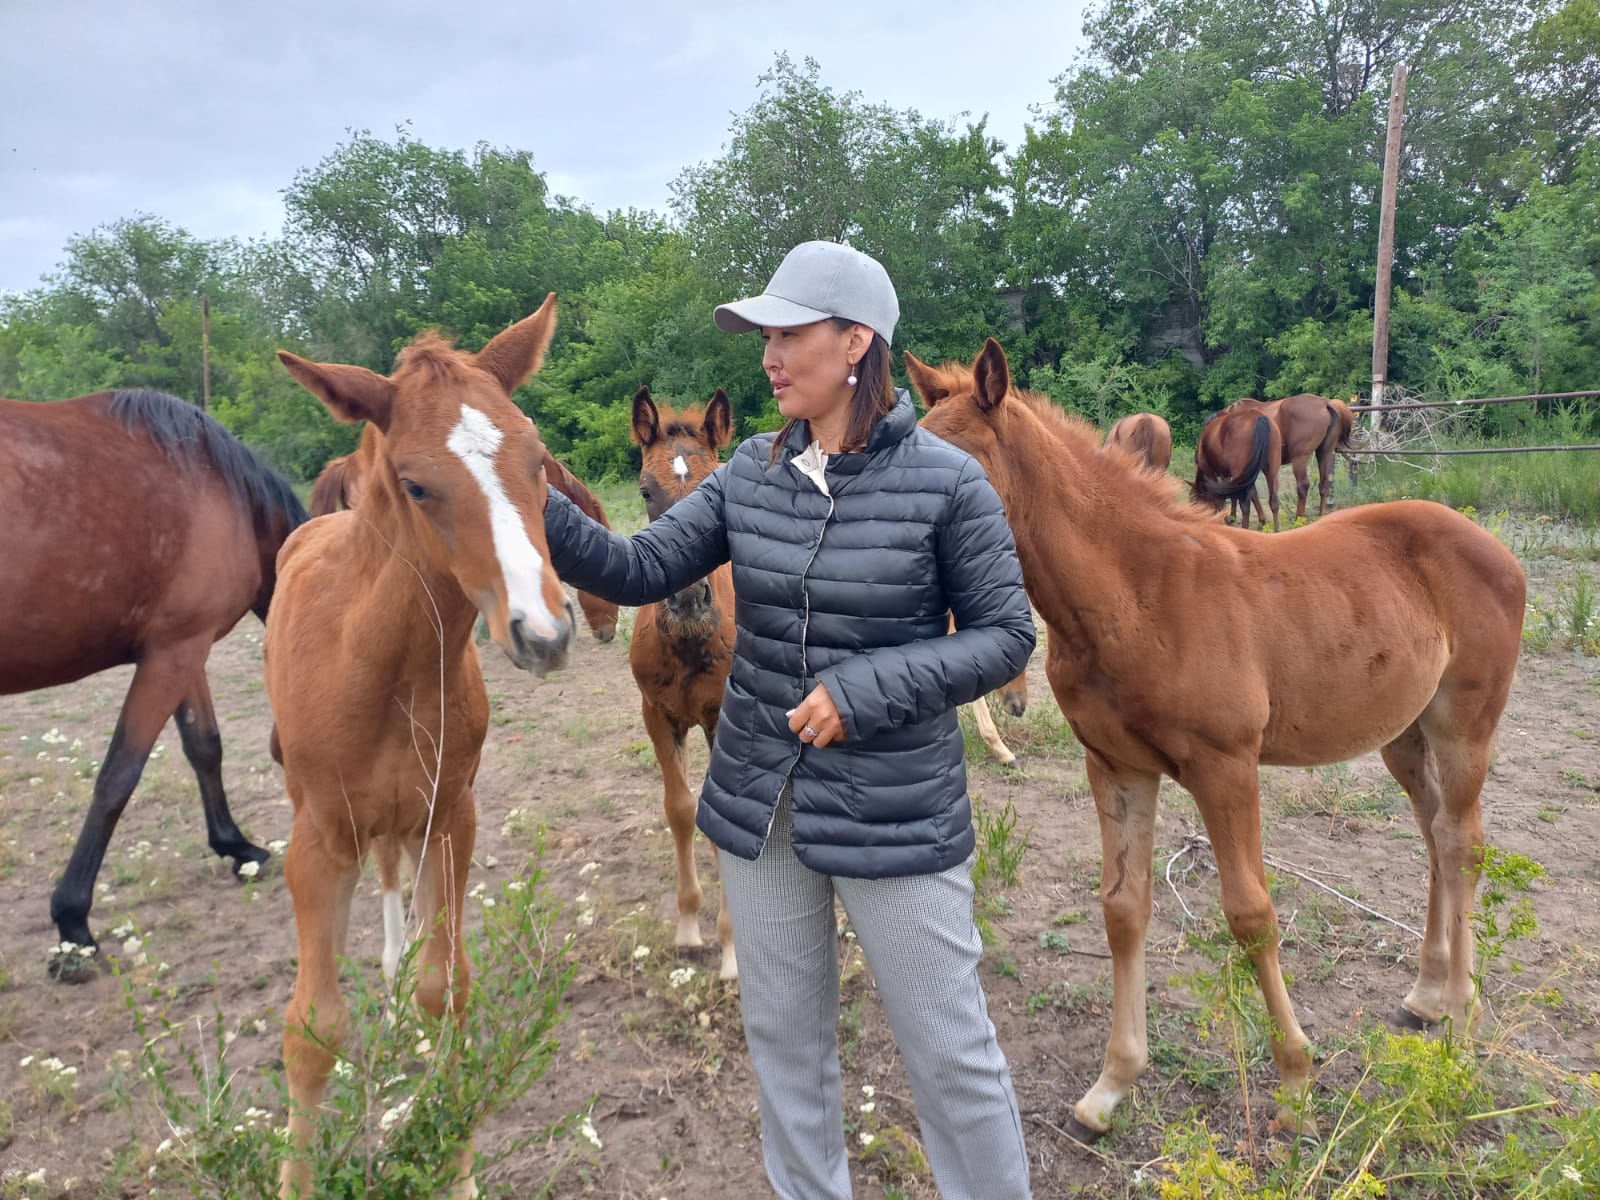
[447, 404, 562, 641]
[671, 454, 689, 482]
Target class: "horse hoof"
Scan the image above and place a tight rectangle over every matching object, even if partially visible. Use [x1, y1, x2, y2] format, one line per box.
[1389, 1006, 1435, 1032]
[999, 755, 1023, 771]
[230, 845, 272, 878]
[48, 942, 101, 984]
[1062, 1113, 1107, 1146]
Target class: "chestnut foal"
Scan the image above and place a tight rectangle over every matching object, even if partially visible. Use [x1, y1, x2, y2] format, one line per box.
[629, 385, 738, 979]
[266, 296, 574, 1198]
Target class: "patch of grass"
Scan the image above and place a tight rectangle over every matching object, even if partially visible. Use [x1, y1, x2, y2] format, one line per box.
[971, 794, 1029, 891]
[128, 860, 579, 1199]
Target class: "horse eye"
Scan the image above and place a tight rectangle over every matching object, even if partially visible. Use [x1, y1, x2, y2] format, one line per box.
[402, 479, 429, 502]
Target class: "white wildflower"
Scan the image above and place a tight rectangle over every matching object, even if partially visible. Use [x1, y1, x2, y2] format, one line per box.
[861, 1084, 876, 1098]
[483, 854, 498, 868]
[668, 967, 696, 989]
[238, 860, 260, 879]
[156, 1138, 174, 1155]
[506, 880, 525, 893]
[110, 920, 135, 938]
[122, 936, 142, 955]
[267, 839, 288, 854]
[25, 1169, 46, 1185]
[578, 1114, 602, 1149]
[859, 1101, 876, 1114]
[632, 945, 651, 961]
[578, 861, 601, 877]
[18, 1054, 33, 1068]
[252, 1018, 269, 1035]
[1562, 1166, 1583, 1184]
[859, 1131, 875, 1147]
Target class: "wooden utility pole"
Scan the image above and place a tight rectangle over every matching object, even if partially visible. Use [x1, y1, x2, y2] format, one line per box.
[1370, 64, 1407, 431]
[201, 292, 212, 412]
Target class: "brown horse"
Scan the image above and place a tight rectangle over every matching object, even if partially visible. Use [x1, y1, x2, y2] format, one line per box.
[629, 384, 738, 979]
[1193, 405, 1283, 530]
[1104, 412, 1173, 473]
[1233, 394, 1351, 520]
[913, 339, 1524, 1140]
[310, 444, 620, 643]
[266, 296, 573, 1199]
[0, 389, 305, 972]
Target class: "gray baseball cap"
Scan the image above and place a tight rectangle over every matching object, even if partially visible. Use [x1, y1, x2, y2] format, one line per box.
[714, 241, 899, 343]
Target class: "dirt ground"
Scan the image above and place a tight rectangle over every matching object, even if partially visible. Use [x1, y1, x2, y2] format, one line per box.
[1, 521, 1597, 1199]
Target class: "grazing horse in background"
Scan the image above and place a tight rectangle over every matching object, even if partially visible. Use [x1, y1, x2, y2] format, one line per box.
[266, 296, 574, 1199]
[1104, 412, 1173, 473]
[629, 384, 738, 980]
[0, 389, 305, 973]
[913, 339, 1524, 1142]
[311, 444, 620, 644]
[1232, 393, 1351, 520]
[1193, 404, 1282, 530]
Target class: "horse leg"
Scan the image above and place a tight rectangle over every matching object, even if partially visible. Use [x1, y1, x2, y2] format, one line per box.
[176, 670, 269, 873]
[1316, 444, 1336, 517]
[280, 813, 360, 1200]
[1071, 755, 1159, 1136]
[376, 834, 407, 987]
[1187, 755, 1313, 1127]
[50, 644, 198, 961]
[970, 692, 1017, 765]
[1383, 709, 1492, 1029]
[644, 700, 704, 953]
[413, 803, 478, 1199]
[1291, 457, 1311, 522]
[702, 722, 737, 981]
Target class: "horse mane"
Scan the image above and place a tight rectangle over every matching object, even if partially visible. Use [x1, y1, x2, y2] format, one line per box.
[393, 331, 483, 391]
[1001, 383, 1215, 526]
[108, 390, 308, 533]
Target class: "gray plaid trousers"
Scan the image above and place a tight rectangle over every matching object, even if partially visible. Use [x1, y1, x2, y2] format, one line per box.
[718, 792, 1031, 1199]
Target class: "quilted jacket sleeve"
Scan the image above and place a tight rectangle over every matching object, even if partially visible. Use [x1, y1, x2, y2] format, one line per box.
[544, 465, 730, 607]
[818, 458, 1035, 741]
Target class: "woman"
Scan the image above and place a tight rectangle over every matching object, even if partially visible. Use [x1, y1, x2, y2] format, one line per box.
[544, 240, 1034, 1199]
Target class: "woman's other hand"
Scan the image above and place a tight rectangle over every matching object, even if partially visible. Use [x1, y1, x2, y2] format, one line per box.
[787, 684, 846, 748]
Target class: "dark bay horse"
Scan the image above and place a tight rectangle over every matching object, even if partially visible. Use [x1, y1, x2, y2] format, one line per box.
[1233, 393, 1352, 520]
[0, 390, 305, 972]
[1193, 404, 1282, 530]
[629, 385, 737, 979]
[913, 340, 1524, 1140]
[311, 442, 620, 642]
[267, 296, 573, 1198]
[1104, 412, 1173, 473]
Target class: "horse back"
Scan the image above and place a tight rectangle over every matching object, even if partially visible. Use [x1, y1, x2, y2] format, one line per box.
[0, 396, 270, 691]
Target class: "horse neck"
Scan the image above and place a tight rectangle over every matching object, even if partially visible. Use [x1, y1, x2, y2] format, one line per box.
[1001, 414, 1170, 615]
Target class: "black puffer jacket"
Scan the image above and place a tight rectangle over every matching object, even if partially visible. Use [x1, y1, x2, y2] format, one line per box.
[544, 392, 1035, 878]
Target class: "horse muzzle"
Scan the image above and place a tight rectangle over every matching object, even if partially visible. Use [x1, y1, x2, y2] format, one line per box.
[663, 578, 714, 624]
[506, 601, 576, 677]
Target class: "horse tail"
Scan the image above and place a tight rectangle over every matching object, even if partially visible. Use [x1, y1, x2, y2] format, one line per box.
[1331, 398, 1355, 448]
[1210, 414, 1273, 503]
[310, 454, 355, 516]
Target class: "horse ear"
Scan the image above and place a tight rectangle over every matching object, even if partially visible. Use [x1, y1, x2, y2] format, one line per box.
[704, 388, 733, 449]
[277, 351, 395, 431]
[631, 385, 660, 447]
[974, 338, 1011, 413]
[476, 292, 558, 395]
[903, 352, 948, 407]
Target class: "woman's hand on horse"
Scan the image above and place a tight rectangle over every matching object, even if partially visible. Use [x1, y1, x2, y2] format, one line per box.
[787, 685, 846, 748]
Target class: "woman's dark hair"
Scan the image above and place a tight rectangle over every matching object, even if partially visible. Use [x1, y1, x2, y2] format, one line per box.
[768, 319, 896, 464]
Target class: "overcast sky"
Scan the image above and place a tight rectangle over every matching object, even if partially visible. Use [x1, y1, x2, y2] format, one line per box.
[0, 0, 1089, 296]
